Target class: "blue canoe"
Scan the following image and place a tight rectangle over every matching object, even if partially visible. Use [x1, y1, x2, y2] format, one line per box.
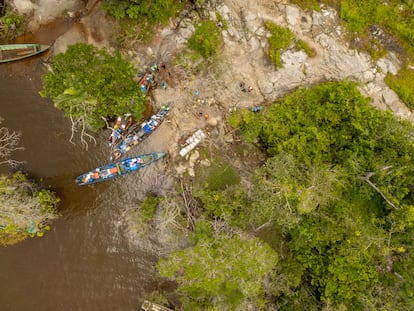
[76, 152, 166, 186]
[110, 106, 170, 161]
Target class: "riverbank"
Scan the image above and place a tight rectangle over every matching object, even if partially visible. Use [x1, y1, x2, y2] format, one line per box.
[8, 0, 413, 252]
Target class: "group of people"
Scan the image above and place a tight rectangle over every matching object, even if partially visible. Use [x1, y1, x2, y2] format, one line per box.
[139, 62, 170, 93]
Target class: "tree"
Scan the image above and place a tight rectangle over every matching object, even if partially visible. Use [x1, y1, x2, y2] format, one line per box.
[40, 43, 145, 148]
[247, 153, 344, 230]
[157, 229, 278, 310]
[102, 0, 185, 24]
[0, 172, 59, 245]
[234, 81, 414, 308]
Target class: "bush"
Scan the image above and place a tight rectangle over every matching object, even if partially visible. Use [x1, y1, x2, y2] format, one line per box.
[102, 0, 186, 44]
[0, 6, 25, 41]
[264, 21, 294, 68]
[188, 21, 223, 58]
[139, 196, 161, 222]
[40, 43, 145, 131]
[102, 0, 184, 24]
[0, 172, 59, 246]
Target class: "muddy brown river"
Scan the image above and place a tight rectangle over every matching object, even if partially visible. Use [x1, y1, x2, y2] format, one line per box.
[0, 33, 169, 311]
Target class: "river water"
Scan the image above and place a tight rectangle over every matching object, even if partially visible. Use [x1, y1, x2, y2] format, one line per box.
[0, 25, 170, 311]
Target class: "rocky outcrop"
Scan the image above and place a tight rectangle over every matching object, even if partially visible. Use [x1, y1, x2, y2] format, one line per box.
[11, 0, 82, 30]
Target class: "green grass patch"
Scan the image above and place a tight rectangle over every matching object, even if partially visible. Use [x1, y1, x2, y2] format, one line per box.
[194, 156, 240, 192]
[215, 11, 228, 30]
[385, 67, 414, 111]
[265, 21, 294, 68]
[139, 195, 161, 222]
[296, 39, 316, 57]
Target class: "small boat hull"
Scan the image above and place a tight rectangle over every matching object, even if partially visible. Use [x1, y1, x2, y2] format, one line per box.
[75, 152, 166, 186]
[0, 44, 50, 63]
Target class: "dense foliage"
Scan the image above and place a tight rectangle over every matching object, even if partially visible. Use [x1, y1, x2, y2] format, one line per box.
[40, 43, 145, 131]
[158, 229, 278, 310]
[101, 0, 186, 43]
[161, 81, 414, 310]
[0, 172, 59, 246]
[0, 4, 25, 42]
[234, 81, 414, 309]
[102, 0, 185, 24]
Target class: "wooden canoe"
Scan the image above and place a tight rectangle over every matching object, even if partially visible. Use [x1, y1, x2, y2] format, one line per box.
[0, 44, 50, 63]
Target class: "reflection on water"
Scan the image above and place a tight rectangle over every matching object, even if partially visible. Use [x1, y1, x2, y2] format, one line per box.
[0, 48, 167, 311]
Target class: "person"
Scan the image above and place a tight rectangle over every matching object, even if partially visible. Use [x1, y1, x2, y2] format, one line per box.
[130, 159, 138, 168]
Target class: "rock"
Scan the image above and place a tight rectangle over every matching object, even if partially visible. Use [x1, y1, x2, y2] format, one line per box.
[224, 134, 234, 143]
[189, 151, 200, 166]
[12, 0, 35, 15]
[377, 56, 400, 75]
[188, 167, 195, 177]
[200, 159, 211, 167]
[175, 164, 188, 175]
[281, 50, 308, 66]
[286, 5, 300, 27]
[382, 88, 402, 107]
[178, 23, 195, 40]
[53, 28, 86, 55]
[207, 117, 218, 127]
[12, 0, 81, 30]
[261, 82, 274, 95]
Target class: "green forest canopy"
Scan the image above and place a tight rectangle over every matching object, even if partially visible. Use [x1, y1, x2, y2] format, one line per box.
[160, 81, 414, 310]
[40, 43, 145, 132]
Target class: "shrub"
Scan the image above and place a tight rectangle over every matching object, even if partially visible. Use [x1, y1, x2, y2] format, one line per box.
[139, 195, 161, 222]
[40, 43, 145, 132]
[188, 21, 223, 58]
[264, 21, 294, 68]
[0, 172, 59, 246]
[0, 6, 25, 41]
[102, 0, 184, 24]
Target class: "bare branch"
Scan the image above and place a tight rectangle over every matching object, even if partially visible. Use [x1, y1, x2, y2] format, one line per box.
[100, 115, 113, 130]
[0, 127, 24, 167]
[360, 173, 397, 209]
[67, 104, 97, 151]
[180, 179, 199, 231]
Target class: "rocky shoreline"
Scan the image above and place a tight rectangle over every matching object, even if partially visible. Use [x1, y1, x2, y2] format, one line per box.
[10, 0, 413, 252]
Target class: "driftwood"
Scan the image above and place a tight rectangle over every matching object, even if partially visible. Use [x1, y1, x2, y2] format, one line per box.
[0, 126, 24, 167]
[360, 172, 397, 209]
[180, 179, 198, 231]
